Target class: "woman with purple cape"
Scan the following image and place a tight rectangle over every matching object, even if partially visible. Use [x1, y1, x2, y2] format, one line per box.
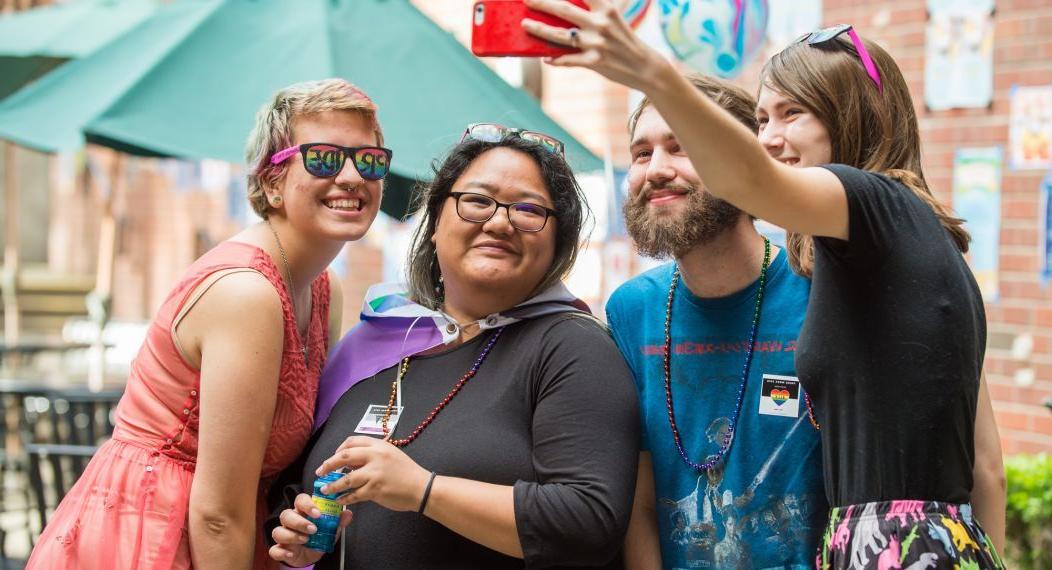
[266, 125, 641, 569]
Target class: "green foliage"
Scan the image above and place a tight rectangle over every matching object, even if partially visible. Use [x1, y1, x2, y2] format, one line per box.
[1004, 453, 1052, 569]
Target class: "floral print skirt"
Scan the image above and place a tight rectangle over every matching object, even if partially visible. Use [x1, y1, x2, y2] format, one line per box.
[817, 500, 1004, 569]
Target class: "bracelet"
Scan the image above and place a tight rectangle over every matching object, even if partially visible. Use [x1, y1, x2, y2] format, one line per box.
[418, 470, 437, 514]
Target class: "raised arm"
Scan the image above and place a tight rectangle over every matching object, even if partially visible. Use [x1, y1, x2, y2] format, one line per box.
[180, 271, 285, 569]
[522, 0, 848, 239]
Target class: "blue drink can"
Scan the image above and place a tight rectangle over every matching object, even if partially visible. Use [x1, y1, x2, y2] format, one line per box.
[304, 471, 347, 553]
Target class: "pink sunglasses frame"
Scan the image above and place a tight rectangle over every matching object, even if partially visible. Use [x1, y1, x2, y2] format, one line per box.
[798, 25, 883, 92]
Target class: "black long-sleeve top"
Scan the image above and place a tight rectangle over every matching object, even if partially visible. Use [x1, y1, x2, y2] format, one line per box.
[266, 314, 640, 569]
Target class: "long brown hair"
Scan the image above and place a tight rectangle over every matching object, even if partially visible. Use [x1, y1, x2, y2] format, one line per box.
[761, 34, 969, 276]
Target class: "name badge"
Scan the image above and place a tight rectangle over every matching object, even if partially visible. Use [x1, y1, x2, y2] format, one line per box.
[758, 374, 800, 418]
[354, 404, 403, 435]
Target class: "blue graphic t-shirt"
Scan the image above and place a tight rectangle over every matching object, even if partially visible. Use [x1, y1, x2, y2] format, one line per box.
[606, 250, 827, 569]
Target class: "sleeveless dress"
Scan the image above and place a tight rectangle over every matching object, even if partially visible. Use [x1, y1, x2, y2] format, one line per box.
[26, 241, 330, 570]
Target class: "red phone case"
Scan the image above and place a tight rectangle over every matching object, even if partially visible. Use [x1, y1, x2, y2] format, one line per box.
[471, 0, 588, 58]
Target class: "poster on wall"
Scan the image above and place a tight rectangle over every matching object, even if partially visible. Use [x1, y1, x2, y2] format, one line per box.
[1010, 85, 1052, 170]
[1041, 172, 1052, 286]
[953, 147, 1002, 300]
[924, 0, 995, 111]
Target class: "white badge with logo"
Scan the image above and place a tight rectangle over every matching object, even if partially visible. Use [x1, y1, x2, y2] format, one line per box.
[354, 404, 403, 435]
[758, 374, 800, 418]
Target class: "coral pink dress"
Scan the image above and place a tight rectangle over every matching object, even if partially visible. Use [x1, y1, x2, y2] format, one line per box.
[27, 241, 330, 570]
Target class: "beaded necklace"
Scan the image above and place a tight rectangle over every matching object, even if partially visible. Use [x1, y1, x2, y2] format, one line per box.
[380, 327, 505, 447]
[663, 237, 769, 472]
[804, 390, 820, 430]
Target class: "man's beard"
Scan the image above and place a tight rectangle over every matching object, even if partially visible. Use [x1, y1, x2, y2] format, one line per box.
[623, 181, 742, 259]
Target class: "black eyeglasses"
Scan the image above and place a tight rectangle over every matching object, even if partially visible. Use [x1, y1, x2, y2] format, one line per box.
[449, 191, 556, 232]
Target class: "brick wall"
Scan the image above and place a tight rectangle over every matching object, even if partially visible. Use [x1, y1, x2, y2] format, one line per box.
[982, 1, 1052, 454]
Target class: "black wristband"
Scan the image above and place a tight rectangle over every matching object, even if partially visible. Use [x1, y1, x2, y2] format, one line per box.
[418, 470, 437, 514]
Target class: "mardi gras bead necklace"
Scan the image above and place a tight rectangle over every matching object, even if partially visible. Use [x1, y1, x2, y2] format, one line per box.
[804, 390, 820, 430]
[663, 238, 820, 472]
[380, 327, 505, 447]
[663, 237, 769, 472]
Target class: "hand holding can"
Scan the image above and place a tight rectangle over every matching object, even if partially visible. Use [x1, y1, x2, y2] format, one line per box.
[304, 470, 350, 553]
[268, 479, 353, 565]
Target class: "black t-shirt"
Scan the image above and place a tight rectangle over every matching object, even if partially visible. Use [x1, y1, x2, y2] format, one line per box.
[795, 165, 986, 508]
[267, 314, 640, 569]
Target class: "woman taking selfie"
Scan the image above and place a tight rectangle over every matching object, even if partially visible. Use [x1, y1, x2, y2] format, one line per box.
[521, 1, 1006, 567]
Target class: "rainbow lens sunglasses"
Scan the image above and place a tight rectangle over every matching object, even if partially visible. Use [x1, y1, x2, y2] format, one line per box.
[797, 24, 882, 92]
[460, 123, 565, 157]
[270, 143, 393, 181]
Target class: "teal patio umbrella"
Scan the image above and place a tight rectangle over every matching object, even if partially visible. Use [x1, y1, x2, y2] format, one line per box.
[0, 0, 158, 99]
[0, 0, 159, 342]
[0, 0, 603, 219]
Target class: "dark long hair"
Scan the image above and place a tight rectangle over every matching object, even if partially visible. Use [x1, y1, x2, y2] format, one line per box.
[405, 136, 590, 309]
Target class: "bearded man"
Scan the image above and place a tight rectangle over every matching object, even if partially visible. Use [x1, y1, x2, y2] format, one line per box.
[606, 74, 827, 569]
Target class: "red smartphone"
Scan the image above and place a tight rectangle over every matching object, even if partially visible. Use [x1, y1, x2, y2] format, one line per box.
[471, 0, 589, 58]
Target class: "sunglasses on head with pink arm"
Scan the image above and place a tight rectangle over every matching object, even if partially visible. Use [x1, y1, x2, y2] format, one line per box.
[797, 24, 883, 92]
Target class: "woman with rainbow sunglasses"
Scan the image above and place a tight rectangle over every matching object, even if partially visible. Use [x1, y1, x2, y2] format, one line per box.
[522, 1, 1006, 568]
[27, 78, 389, 570]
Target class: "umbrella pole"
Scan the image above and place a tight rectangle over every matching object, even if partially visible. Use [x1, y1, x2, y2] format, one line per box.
[3, 141, 21, 347]
[87, 152, 122, 391]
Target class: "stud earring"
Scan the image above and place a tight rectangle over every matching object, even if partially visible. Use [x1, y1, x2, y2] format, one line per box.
[270, 195, 283, 206]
